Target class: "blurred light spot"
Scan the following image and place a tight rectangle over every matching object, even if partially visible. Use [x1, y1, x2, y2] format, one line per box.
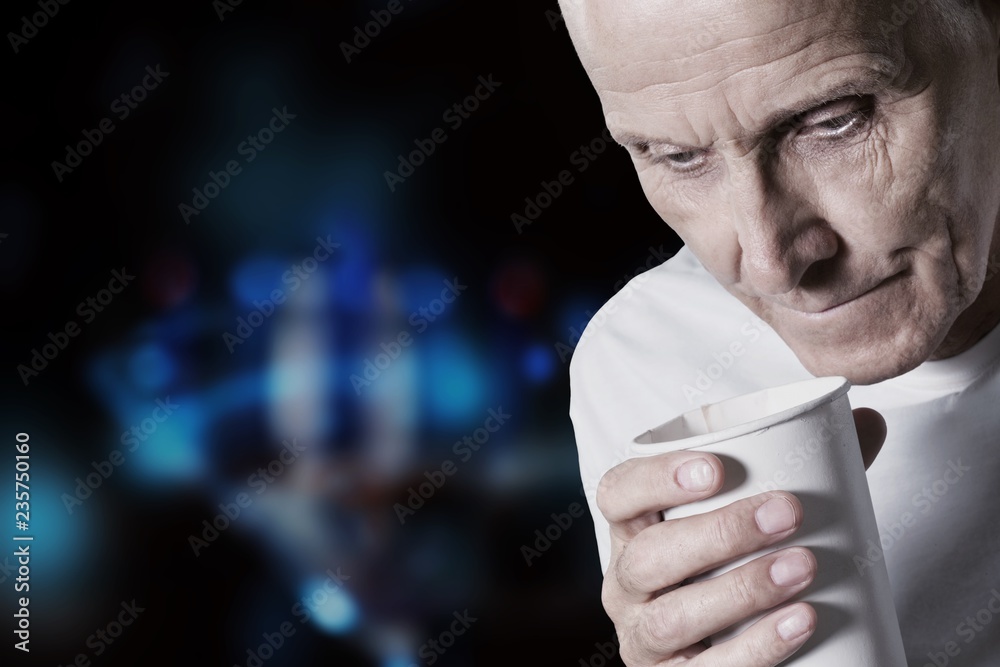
[522, 343, 556, 383]
[299, 578, 360, 635]
[25, 470, 96, 588]
[327, 222, 375, 311]
[129, 402, 206, 482]
[422, 334, 485, 426]
[491, 258, 547, 318]
[268, 320, 333, 440]
[397, 267, 453, 315]
[383, 657, 413, 667]
[129, 343, 175, 391]
[231, 257, 288, 305]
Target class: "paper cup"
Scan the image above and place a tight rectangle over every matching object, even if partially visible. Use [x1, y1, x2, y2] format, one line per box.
[630, 376, 906, 666]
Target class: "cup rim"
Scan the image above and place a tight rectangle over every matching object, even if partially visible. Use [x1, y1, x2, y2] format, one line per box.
[631, 376, 851, 454]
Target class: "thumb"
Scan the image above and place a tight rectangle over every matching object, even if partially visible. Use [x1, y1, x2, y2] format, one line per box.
[852, 407, 887, 470]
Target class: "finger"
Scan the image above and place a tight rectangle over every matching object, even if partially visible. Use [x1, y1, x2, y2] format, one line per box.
[686, 602, 817, 667]
[607, 492, 804, 604]
[852, 407, 887, 470]
[622, 548, 816, 663]
[597, 452, 725, 542]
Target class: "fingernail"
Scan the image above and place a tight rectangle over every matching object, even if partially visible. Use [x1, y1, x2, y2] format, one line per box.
[777, 609, 812, 642]
[677, 458, 714, 492]
[756, 497, 796, 535]
[770, 552, 811, 587]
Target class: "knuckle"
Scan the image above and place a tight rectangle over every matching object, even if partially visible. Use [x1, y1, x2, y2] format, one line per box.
[601, 576, 622, 618]
[616, 629, 647, 667]
[744, 622, 789, 666]
[612, 541, 643, 596]
[707, 507, 751, 553]
[640, 595, 690, 652]
[726, 568, 761, 611]
[595, 465, 623, 519]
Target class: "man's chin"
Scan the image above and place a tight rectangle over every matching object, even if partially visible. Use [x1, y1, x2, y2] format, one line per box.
[789, 337, 937, 386]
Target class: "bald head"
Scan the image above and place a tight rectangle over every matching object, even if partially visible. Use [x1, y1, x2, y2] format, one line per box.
[559, 0, 982, 96]
[556, 0, 1000, 384]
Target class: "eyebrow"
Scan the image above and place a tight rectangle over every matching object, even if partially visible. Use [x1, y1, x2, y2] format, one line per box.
[611, 67, 894, 151]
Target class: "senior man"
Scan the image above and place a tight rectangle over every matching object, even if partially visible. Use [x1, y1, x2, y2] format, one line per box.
[562, 0, 1000, 665]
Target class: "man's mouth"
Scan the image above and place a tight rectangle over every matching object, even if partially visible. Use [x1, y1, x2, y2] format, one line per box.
[793, 271, 908, 316]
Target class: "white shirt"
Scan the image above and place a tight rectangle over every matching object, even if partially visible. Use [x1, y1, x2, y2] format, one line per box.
[568, 245, 1000, 666]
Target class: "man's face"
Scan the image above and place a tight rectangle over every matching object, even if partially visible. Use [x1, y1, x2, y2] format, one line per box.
[565, 0, 1000, 384]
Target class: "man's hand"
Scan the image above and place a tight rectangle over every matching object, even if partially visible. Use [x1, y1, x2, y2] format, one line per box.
[598, 408, 887, 666]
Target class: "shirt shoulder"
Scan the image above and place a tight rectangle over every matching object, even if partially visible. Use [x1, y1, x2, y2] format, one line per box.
[566, 245, 807, 572]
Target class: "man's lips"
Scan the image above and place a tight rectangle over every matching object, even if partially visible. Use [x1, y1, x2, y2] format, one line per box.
[784, 271, 908, 316]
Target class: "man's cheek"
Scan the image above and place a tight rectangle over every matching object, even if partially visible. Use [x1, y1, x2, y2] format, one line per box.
[855, 125, 898, 187]
[642, 172, 716, 230]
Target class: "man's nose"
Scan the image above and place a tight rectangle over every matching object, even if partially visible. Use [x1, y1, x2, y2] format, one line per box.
[727, 158, 838, 295]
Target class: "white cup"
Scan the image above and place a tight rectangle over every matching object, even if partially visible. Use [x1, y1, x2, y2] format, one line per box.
[630, 376, 906, 666]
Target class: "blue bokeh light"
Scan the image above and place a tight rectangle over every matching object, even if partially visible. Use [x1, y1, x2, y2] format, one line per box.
[127, 397, 206, 482]
[420, 332, 486, 427]
[298, 577, 360, 635]
[521, 343, 556, 384]
[128, 342, 176, 392]
[231, 256, 291, 305]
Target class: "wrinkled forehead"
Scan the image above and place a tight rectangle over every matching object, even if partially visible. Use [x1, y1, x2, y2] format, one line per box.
[569, 0, 895, 84]
[565, 0, 904, 140]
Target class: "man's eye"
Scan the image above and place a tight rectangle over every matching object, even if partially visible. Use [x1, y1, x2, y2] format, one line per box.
[798, 100, 874, 139]
[814, 110, 869, 134]
[646, 148, 707, 172]
[663, 150, 702, 165]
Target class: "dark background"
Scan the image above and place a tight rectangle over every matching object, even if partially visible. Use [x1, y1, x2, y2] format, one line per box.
[1, 1, 683, 665]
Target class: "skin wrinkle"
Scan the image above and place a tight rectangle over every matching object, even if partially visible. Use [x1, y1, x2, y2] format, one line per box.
[561, 0, 1000, 385]
[602, 57, 899, 135]
[604, 57, 908, 161]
